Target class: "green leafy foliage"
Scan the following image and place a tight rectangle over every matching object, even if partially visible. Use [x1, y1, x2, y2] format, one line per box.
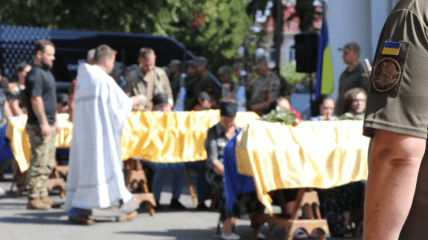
[280, 62, 310, 87]
[0, 0, 253, 71]
[286, 0, 321, 32]
[262, 109, 298, 125]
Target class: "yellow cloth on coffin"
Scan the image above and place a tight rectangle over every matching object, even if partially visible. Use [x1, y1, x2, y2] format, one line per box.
[5, 113, 73, 172]
[6, 111, 259, 172]
[235, 120, 370, 214]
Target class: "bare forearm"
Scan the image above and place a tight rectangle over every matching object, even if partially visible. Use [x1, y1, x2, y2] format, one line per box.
[250, 93, 276, 114]
[31, 96, 48, 124]
[69, 100, 74, 122]
[250, 100, 272, 115]
[10, 100, 24, 115]
[364, 130, 425, 240]
[4, 101, 13, 119]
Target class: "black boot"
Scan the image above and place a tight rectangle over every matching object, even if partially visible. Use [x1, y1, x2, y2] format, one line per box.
[169, 198, 186, 210]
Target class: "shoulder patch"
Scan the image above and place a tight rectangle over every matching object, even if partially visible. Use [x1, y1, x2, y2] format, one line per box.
[371, 57, 401, 92]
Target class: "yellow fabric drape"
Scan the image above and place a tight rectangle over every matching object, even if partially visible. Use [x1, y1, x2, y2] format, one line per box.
[5, 114, 31, 172]
[5, 113, 73, 172]
[6, 111, 259, 171]
[235, 120, 370, 214]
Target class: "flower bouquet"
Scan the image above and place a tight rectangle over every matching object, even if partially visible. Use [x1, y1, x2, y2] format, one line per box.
[262, 108, 302, 126]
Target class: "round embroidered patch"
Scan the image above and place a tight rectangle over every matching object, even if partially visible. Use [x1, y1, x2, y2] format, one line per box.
[371, 57, 401, 92]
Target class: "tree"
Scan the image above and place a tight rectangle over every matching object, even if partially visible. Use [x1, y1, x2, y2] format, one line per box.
[286, 0, 321, 32]
[0, 0, 253, 71]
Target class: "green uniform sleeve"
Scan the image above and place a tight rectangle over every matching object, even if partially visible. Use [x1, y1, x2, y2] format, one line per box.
[364, 9, 428, 139]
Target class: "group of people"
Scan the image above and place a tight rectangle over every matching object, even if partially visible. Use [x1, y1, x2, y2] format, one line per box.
[3, 2, 427, 237]
[0, 37, 368, 239]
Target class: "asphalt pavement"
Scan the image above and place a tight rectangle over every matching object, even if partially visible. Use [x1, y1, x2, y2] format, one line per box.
[0, 171, 362, 240]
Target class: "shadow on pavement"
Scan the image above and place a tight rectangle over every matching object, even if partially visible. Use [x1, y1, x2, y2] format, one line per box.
[115, 225, 285, 240]
[116, 229, 225, 240]
[0, 216, 70, 225]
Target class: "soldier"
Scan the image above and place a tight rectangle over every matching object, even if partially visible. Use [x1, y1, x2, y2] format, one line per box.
[363, 1, 428, 239]
[168, 59, 182, 102]
[233, 62, 244, 81]
[217, 66, 238, 100]
[184, 60, 198, 110]
[193, 57, 220, 109]
[247, 57, 280, 116]
[124, 47, 173, 111]
[24, 39, 58, 210]
[336, 42, 370, 115]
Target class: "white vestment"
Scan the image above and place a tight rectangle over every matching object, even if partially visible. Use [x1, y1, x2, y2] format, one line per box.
[65, 63, 133, 212]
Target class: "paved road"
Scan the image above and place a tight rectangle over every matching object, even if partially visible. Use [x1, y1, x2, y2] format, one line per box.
[0, 172, 362, 240]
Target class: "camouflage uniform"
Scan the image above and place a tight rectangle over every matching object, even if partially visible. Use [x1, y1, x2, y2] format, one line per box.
[124, 66, 173, 109]
[247, 72, 280, 114]
[25, 124, 56, 198]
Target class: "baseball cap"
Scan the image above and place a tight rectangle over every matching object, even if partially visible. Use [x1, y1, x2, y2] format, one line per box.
[57, 93, 68, 105]
[194, 56, 208, 66]
[338, 42, 360, 54]
[233, 62, 243, 69]
[217, 66, 232, 75]
[197, 91, 211, 101]
[186, 60, 194, 67]
[252, 56, 268, 70]
[220, 101, 238, 117]
[168, 59, 182, 68]
[152, 93, 169, 106]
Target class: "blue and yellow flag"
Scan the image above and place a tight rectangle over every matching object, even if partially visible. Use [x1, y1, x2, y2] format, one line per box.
[315, 2, 334, 97]
[382, 41, 401, 55]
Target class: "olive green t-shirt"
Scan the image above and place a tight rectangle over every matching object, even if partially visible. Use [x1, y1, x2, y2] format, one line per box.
[363, 0, 428, 139]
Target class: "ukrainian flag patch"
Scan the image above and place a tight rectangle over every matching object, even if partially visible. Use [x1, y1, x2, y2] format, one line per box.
[382, 41, 401, 55]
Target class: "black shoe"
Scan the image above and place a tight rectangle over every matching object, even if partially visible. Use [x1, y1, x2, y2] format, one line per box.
[154, 200, 163, 211]
[196, 202, 209, 211]
[169, 199, 186, 210]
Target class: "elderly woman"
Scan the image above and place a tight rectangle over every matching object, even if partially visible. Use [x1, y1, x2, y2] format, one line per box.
[205, 101, 260, 240]
[341, 88, 367, 120]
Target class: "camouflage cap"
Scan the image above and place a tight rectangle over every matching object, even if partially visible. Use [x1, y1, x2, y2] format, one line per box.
[338, 42, 360, 54]
[217, 65, 232, 75]
[194, 56, 208, 66]
[186, 60, 195, 67]
[233, 62, 243, 69]
[168, 59, 182, 68]
[252, 56, 267, 70]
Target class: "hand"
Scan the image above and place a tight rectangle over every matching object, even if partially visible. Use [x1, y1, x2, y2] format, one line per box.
[130, 96, 143, 105]
[54, 121, 60, 134]
[40, 122, 51, 137]
[213, 161, 224, 176]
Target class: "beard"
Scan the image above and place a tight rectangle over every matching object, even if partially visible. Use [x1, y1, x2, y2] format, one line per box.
[41, 59, 53, 70]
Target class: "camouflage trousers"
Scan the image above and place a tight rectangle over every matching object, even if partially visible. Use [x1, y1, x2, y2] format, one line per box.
[25, 124, 56, 198]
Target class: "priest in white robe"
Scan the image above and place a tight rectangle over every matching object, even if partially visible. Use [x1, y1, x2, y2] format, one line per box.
[65, 45, 142, 223]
